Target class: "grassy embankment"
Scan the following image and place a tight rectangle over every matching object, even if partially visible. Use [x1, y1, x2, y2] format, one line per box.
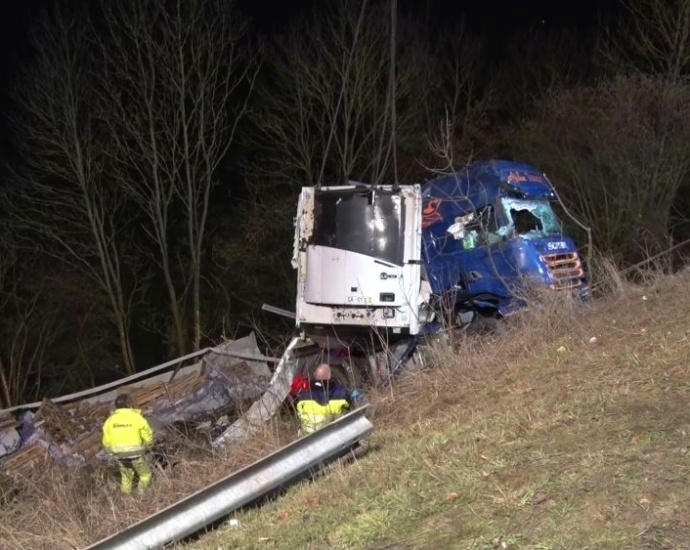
[187, 270, 690, 550]
[3, 268, 690, 549]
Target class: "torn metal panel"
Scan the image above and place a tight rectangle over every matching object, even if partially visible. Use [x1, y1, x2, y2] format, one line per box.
[212, 336, 321, 449]
[202, 334, 274, 407]
[0, 412, 20, 459]
[1, 333, 272, 476]
[0, 428, 20, 458]
[0, 348, 213, 415]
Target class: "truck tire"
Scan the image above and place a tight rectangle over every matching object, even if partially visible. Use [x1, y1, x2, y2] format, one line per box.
[465, 313, 503, 335]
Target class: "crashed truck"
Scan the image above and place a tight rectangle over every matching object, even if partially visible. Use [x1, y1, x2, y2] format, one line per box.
[210, 159, 592, 448]
[1, 159, 590, 464]
[284, 159, 589, 387]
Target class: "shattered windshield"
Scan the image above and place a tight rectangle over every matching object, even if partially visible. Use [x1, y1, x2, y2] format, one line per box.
[499, 198, 563, 239]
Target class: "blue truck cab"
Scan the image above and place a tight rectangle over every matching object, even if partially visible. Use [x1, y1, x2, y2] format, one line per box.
[421, 160, 588, 324]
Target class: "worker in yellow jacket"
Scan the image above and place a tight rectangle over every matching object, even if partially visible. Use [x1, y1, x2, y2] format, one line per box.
[102, 394, 154, 495]
[294, 364, 352, 435]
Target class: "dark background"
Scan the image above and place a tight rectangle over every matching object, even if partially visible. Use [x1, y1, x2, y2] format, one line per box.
[0, 0, 622, 85]
[0, 0, 622, 155]
[8, 0, 685, 405]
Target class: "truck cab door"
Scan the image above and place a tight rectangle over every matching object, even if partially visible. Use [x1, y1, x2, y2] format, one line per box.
[457, 206, 519, 300]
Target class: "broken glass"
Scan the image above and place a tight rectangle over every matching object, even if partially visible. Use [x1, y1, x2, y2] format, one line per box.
[498, 198, 563, 240]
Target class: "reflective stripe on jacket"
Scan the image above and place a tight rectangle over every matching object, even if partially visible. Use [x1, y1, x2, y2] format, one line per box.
[102, 408, 154, 457]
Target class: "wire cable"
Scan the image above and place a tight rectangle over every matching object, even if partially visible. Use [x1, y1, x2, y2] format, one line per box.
[317, 0, 369, 188]
[389, 0, 399, 189]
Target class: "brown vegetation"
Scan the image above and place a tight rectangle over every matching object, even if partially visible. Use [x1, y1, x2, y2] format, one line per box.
[186, 266, 690, 549]
[3, 264, 690, 549]
[0, 414, 296, 549]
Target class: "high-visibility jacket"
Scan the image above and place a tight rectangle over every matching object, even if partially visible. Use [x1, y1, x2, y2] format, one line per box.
[102, 408, 154, 458]
[295, 380, 350, 435]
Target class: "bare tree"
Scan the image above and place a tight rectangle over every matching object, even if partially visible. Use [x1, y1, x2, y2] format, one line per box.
[421, 23, 490, 170]
[515, 74, 690, 265]
[0, 236, 18, 407]
[166, 0, 258, 351]
[99, 0, 186, 356]
[604, 0, 690, 80]
[245, 0, 430, 190]
[245, 1, 490, 194]
[9, 8, 139, 375]
[0, 226, 61, 406]
[0, 289, 59, 408]
[98, 0, 257, 353]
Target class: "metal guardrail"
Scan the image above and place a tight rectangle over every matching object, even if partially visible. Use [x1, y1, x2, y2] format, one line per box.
[83, 405, 373, 550]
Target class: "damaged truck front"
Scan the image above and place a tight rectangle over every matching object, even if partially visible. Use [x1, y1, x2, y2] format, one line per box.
[291, 160, 588, 379]
[422, 160, 589, 329]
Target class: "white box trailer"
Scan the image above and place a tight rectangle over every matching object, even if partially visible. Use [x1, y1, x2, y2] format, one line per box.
[292, 184, 431, 346]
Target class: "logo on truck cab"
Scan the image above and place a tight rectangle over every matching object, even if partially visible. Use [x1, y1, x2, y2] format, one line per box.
[422, 199, 443, 228]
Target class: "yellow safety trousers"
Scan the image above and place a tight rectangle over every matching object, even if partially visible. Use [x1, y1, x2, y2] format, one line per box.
[117, 456, 152, 495]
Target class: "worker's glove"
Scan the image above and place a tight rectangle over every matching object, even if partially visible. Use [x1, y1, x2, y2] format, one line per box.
[350, 389, 365, 405]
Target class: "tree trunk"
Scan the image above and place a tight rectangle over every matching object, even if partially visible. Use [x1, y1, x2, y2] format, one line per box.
[162, 256, 186, 356]
[0, 357, 12, 408]
[192, 261, 201, 352]
[115, 316, 136, 376]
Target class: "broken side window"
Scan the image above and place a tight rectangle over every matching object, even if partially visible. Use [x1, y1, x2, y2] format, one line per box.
[455, 206, 502, 250]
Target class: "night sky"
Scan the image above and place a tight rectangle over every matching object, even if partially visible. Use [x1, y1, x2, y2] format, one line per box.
[0, 0, 622, 77]
[0, 0, 622, 158]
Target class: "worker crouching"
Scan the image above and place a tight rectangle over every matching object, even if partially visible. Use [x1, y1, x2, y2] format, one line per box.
[294, 363, 353, 435]
[102, 394, 154, 495]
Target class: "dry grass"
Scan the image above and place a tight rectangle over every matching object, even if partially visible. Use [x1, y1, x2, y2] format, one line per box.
[5, 266, 690, 550]
[181, 268, 690, 550]
[0, 414, 296, 549]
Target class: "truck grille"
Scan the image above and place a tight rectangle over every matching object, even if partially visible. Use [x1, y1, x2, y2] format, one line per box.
[541, 252, 584, 289]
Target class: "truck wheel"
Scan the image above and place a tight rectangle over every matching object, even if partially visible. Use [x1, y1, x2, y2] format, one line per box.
[466, 314, 503, 335]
